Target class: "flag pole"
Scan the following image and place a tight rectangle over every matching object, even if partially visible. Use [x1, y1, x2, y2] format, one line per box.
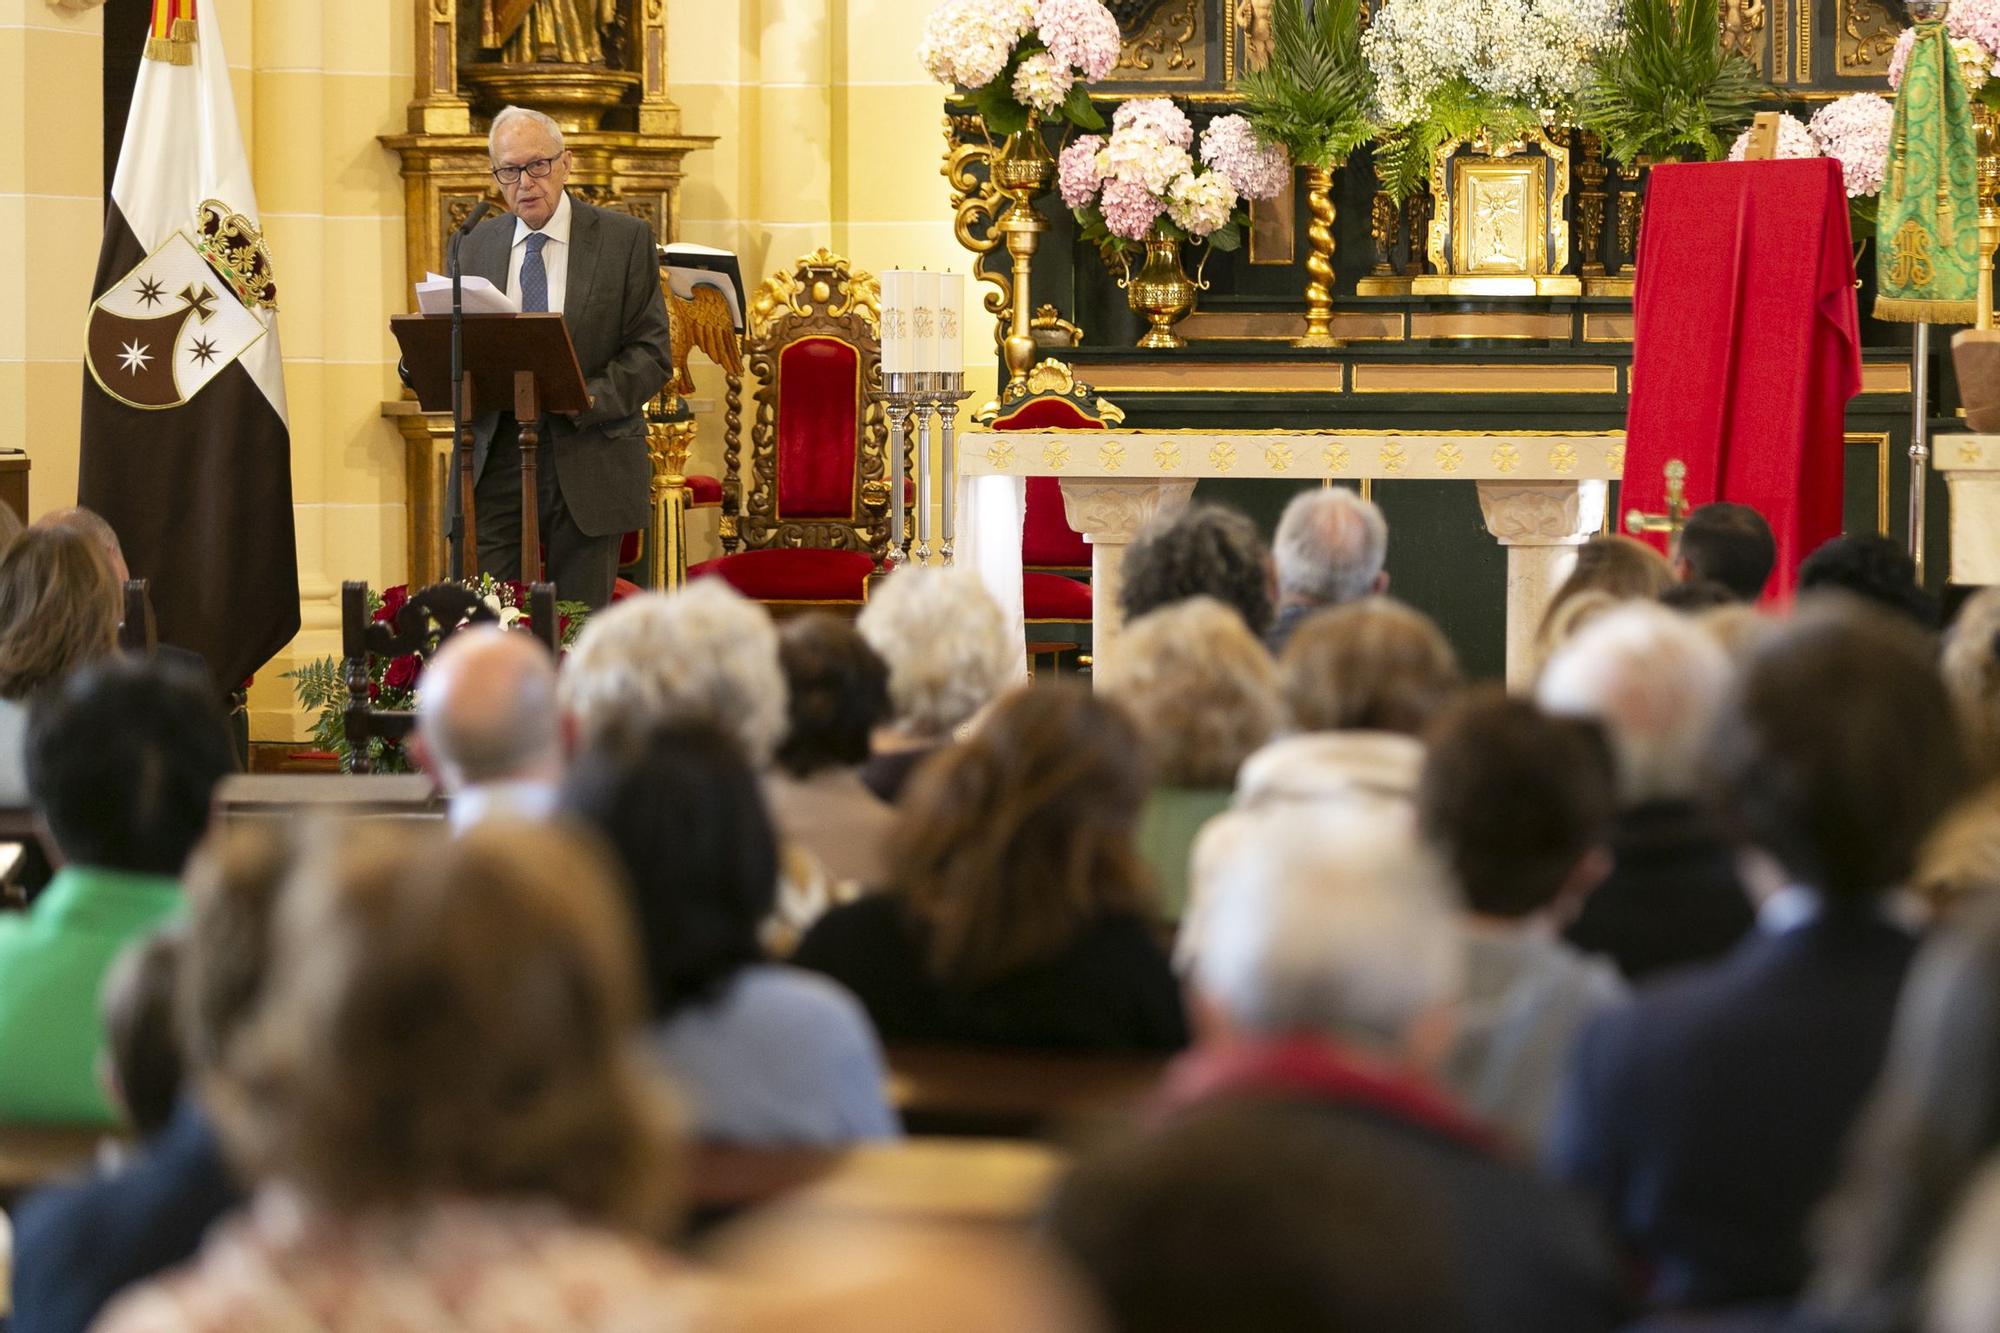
[1910, 322, 1931, 582]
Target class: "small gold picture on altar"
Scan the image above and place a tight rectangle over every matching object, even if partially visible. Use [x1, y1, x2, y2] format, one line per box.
[1454, 161, 1544, 276]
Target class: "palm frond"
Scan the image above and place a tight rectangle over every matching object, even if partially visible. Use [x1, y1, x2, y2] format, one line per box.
[1238, 0, 1376, 170]
[1373, 82, 1541, 202]
[1578, 0, 1767, 165]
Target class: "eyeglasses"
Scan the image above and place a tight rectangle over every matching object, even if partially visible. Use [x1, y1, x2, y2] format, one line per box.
[492, 155, 562, 185]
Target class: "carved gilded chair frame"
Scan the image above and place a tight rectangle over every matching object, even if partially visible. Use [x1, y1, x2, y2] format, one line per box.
[728, 249, 901, 557]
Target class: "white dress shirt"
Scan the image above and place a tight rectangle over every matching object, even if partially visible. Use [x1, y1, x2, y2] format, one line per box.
[504, 189, 572, 314]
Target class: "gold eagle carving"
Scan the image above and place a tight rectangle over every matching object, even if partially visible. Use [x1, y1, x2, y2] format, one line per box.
[667, 284, 741, 395]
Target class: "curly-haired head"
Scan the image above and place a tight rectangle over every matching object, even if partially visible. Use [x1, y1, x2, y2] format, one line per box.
[1100, 597, 1281, 788]
[858, 566, 1017, 739]
[1118, 503, 1274, 637]
[1799, 534, 1938, 630]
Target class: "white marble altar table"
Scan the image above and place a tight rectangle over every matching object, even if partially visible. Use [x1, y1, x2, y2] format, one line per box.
[950, 429, 1627, 688]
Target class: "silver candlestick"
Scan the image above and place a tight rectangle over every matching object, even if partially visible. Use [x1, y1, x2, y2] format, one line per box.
[932, 372, 972, 565]
[878, 372, 918, 568]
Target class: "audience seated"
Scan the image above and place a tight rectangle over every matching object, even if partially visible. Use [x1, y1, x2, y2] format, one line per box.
[1098, 598, 1279, 919]
[764, 615, 898, 892]
[1239, 596, 1460, 812]
[0, 528, 119, 805]
[1266, 487, 1389, 654]
[1941, 586, 2000, 779]
[854, 567, 1016, 804]
[96, 931, 186, 1142]
[1799, 535, 1938, 630]
[1911, 790, 2000, 922]
[1548, 597, 1971, 1313]
[1118, 502, 1274, 639]
[1539, 602, 1755, 980]
[1161, 803, 1627, 1331]
[1418, 694, 1627, 1150]
[413, 625, 563, 831]
[1659, 579, 1741, 613]
[0, 659, 231, 1126]
[1048, 1102, 1466, 1333]
[792, 683, 1186, 1052]
[96, 823, 691, 1331]
[35, 507, 217, 695]
[1926, 1156, 2000, 1333]
[1540, 534, 1676, 639]
[563, 722, 897, 1146]
[1798, 894, 2000, 1333]
[9, 826, 292, 1333]
[0, 500, 22, 556]
[1675, 503, 1777, 603]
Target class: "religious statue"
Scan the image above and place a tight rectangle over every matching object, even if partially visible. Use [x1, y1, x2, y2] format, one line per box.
[1236, 0, 1274, 72]
[482, 0, 622, 66]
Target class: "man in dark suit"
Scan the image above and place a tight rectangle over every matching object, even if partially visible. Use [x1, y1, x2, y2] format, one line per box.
[450, 104, 670, 607]
[1546, 597, 1971, 1314]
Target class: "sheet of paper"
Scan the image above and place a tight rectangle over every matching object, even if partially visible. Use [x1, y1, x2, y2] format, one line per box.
[415, 273, 519, 315]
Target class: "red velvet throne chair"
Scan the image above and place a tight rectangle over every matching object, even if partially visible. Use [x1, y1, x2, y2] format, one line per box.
[688, 249, 899, 614]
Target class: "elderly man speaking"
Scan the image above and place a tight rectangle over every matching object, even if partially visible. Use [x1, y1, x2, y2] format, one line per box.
[450, 105, 671, 606]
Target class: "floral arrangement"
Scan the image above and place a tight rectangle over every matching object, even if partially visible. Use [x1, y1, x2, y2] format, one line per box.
[1888, 0, 2000, 107]
[1725, 111, 1820, 162]
[1237, 0, 1376, 175]
[1576, 0, 1764, 166]
[286, 575, 590, 774]
[1060, 101, 1289, 252]
[918, 0, 1122, 134]
[1364, 0, 1626, 199]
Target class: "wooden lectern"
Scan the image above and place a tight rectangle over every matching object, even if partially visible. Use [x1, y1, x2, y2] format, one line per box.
[390, 313, 590, 581]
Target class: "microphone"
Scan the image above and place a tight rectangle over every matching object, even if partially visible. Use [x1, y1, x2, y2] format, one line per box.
[455, 200, 495, 237]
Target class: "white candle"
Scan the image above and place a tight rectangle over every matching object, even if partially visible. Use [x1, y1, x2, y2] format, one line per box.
[912, 270, 941, 376]
[879, 271, 909, 376]
[937, 273, 964, 379]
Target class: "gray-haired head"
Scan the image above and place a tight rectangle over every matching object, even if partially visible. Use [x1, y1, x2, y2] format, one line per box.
[487, 105, 566, 161]
[416, 626, 562, 793]
[1274, 487, 1388, 607]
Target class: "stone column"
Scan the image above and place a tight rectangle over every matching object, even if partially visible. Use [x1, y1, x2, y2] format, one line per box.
[1059, 477, 1197, 671]
[1475, 479, 1609, 691]
[1936, 435, 2000, 583]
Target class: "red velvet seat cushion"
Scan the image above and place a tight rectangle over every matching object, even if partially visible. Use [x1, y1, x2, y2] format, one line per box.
[687, 474, 722, 506]
[689, 547, 876, 602]
[1023, 570, 1092, 621]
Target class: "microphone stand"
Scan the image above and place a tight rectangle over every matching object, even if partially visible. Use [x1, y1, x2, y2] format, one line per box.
[448, 200, 492, 580]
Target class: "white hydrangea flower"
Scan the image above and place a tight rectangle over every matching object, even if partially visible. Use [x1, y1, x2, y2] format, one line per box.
[1165, 170, 1239, 236]
[1011, 50, 1074, 112]
[1098, 130, 1195, 195]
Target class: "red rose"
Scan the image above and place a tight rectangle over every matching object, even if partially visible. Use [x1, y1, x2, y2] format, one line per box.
[558, 613, 572, 636]
[367, 679, 380, 701]
[505, 580, 531, 607]
[383, 654, 422, 693]
[373, 585, 409, 624]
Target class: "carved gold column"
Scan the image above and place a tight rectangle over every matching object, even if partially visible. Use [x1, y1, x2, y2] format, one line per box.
[1977, 102, 1999, 331]
[648, 417, 698, 588]
[1578, 130, 1608, 280]
[1297, 165, 1340, 347]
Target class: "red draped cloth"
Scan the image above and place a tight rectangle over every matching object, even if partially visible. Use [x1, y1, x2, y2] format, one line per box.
[1623, 158, 1861, 599]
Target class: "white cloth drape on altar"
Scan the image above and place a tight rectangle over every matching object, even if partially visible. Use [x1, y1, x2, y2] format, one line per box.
[953, 473, 1029, 680]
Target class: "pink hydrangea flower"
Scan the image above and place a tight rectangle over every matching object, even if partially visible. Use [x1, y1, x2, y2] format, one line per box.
[1033, 0, 1122, 82]
[1728, 112, 1818, 161]
[1949, 0, 2000, 62]
[1100, 177, 1165, 240]
[1112, 97, 1194, 150]
[1888, 25, 1916, 87]
[1808, 93, 1894, 199]
[1199, 114, 1291, 201]
[1058, 134, 1106, 208]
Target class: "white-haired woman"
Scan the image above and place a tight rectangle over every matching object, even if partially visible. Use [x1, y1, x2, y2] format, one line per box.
[1537, 601, 1752, 981]
[854, 566, 1018, 803]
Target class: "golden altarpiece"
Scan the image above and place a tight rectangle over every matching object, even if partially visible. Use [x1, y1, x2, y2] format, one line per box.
[381, 0, 711, 586]
[945, 0, 1972, 677]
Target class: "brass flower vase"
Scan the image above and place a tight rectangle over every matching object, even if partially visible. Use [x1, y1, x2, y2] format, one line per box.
[1120, 231, 1203, 350]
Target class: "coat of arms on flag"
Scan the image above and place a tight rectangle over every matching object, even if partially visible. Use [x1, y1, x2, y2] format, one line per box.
[86, 199, 276, 411]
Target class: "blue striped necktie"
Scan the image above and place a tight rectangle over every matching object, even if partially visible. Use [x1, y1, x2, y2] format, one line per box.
[520, 232, 549, 312]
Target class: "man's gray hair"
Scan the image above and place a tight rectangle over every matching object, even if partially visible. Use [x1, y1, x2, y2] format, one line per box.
[488, 105, 566, 160]
[1536, 600, 1733, 806]
[557, 581, 788, 764]
[1189, 806, 1461, 1052]
[857, 566, 1016, 738]
[1273, 487, 1388, 605]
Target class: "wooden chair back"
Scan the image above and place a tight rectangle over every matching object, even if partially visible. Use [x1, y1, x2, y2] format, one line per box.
[116, 578, 156, 656]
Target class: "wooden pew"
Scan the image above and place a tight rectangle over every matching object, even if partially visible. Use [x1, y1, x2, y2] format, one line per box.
[0, 1123, 122, 1206]
[686, 1137, 1066, 1231]
[214, 772, 444, 821]
[885, 1045, 1168, 1139]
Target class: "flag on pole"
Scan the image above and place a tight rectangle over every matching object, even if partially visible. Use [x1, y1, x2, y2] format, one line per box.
[79, 0, 297, 693]
[1874, 11, 1982, 324]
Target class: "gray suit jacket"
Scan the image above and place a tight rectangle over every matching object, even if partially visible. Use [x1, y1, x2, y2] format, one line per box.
[453, 196, 670, 538]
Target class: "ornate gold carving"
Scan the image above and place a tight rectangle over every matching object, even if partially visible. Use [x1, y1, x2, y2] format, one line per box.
[975, 356, 1128, 425]
[1607, 444, 1626, 473]
[1100, 441, 1127, 471]
[1119, 0, 1202, 74]
[1369, 191, 1400, 277]
[1577, 130, 1608, 279]
[1614, 162, 1645, 271]
[1032, 303, 1084, 346]
[1380, 443, 1406, 474]
[1800, 0, 1813, 79]
[1155, 442, 1184, 472]
[1043, 442, 1073, 471]
[944, 114, 1011, 352]
[1493, 442, 1522, 474]
[735, 250, 893, 557]
[1209, 441, 1239, 472]
[749, 247, 880, 338]
[1236, 0, 1274, 72]
[1323, 443, 1352, 472]
[1723, 0, 1767, 60]
[195, 199, 279, 309]
[986, 441, 1018, 471]
[1417, 127, 1578, 296]
[1551, 443, 1579, 475]
[1840, 0, 1900, 73]
[1436, 443, 1464, 473]
[1263, 443, 1294, 472]
[1963, 440, 1986, 466]
[1298, 167, 1340, 346]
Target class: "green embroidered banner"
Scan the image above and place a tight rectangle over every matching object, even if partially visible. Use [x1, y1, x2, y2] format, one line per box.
[1876, 18, 1981, 324]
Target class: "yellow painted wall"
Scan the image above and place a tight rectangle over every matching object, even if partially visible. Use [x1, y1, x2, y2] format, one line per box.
[6, 0, 978, 741]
